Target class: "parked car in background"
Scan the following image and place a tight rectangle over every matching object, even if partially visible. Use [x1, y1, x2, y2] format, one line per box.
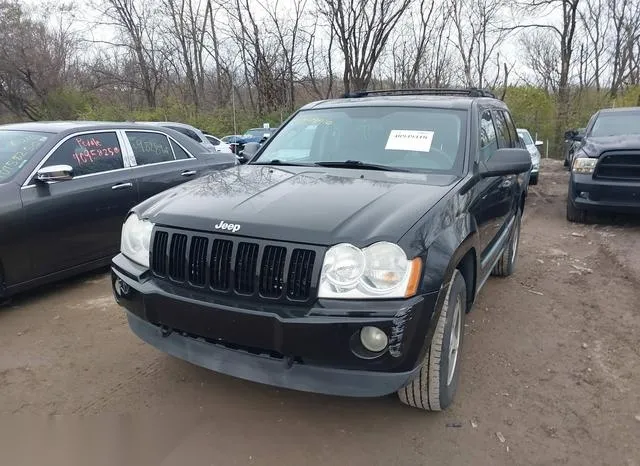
[221, 134, 262, 155]
[243, 127, 278, 142]
[111, 88, 531, 412]
[567, 107, 640, 222]
[203, 133, 233, 153]
[0, 121, 236, 301]
[564, 127, 585, 168]
[516, 128, 543, 185]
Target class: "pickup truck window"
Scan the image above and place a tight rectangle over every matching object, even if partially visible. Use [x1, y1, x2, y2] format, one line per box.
[493, 111, 513, 149]
[254, 107, 467, 173]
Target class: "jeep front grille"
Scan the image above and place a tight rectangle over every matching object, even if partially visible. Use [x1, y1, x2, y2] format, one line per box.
[150, 228, 321, 303]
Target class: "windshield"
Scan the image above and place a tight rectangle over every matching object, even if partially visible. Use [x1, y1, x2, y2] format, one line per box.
[590, 112, 640, 137]
[518, 130, 534, 145]
[0, 130, 51, 183]
[253, 107, 467, 173]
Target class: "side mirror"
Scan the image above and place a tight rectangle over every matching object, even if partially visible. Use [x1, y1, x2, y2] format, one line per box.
[36, 165, 74, 182]
[535, 140, 544, 147]
[564, 130, 576, 140]
[480, 148, 532, 178]
[572, 134, 584, 142]
[239, 142, 260, 163]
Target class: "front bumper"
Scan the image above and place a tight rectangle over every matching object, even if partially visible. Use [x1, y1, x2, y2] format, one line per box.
[111, 254, 440, 397]
[570, 173, 640, 214]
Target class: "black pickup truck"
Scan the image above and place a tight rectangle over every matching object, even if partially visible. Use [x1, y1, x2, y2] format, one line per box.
[111, 88, 531, 411]
[567, 107, 640, 222]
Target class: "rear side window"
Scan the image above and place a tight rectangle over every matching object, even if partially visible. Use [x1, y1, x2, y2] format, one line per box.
[206, 136, 220, 146]
[169, 126, 201, 143]
[127, 132, 175, 165]
[170, 140, 192, 160]
[493, 111, 513, 148]
[43, 132, 124, 177]
[479, 110, 499, 162]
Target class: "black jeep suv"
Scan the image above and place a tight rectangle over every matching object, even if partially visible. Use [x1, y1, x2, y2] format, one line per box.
[111, 88, 531, 411]
[567, 107, 640, 223]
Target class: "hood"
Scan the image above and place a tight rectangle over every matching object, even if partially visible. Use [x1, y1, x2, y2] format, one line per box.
[136, 165, 459, 246]
[582, 134, 640, 156]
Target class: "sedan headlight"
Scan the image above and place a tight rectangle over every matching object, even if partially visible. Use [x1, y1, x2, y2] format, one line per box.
[318, 242, 422, 299]
[121, 214, 154, 267]
[572, 156, 598, 174]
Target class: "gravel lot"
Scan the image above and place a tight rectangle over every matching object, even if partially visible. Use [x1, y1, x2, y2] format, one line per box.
[1, 159, 639, 466]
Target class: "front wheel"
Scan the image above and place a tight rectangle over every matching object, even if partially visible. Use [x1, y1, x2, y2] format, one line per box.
[529, 173, 538, 185]
[398, 269, 467, 411]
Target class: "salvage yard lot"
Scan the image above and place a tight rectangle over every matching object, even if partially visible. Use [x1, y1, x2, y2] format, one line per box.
[1, 159, 639, 466]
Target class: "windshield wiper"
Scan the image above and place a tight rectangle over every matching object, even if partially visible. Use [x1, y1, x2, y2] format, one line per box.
[252, 159, 315, 167]
[313, 160, 409, 172]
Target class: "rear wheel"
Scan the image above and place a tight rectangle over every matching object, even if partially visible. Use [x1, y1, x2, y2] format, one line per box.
[398, 269, 466, 411]
[492, 208, 522, 277]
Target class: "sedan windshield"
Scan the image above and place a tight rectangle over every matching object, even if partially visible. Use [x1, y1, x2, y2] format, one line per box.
[0, 130, 51, 183]
[590, 111, 640, 137]
[253, 106, 467, 173]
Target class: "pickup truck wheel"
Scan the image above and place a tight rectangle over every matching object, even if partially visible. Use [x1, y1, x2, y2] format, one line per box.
[566, 197, 587, 223]
[0, 268, 8, 306]
[491, 209, 522, 277]
[398, 269, 466, 411]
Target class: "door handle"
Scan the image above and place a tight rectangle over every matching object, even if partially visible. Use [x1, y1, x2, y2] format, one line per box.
[499, 179, 513, 189]
[181, 170, 197, 177]
[112, 182, 133, 190]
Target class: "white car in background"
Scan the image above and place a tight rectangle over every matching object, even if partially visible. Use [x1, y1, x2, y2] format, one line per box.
[517, 128, 543, 185]
[203, 134, 233, 153]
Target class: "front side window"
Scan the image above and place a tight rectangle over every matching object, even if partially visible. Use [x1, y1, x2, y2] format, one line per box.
[253, 107, 468, 173]
[479, 110, 499, 163]
[126, 132, 175, 165]
[493, 111, 513, 148]
[43, 132, 124, 177]
[0, 130, 51, 183]
[590, 112, 640, 137]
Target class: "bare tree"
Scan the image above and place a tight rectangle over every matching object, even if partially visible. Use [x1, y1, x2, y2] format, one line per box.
[317, 0, 413, 93]
[94, 0, 165, 108]
[608, 0, 640, 97]
[579, 0, 608, 90]
[449, 0, 510, 88]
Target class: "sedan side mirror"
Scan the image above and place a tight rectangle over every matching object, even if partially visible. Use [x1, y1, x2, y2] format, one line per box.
[480, 148, 532, 178]
[36, 164, 74, 182]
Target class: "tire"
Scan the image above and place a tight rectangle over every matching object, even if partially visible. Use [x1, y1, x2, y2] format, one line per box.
[398, 269, 466, 411]
[529, 173, 538, 185]
[566, 197, 587, 223]
[491, 209, 522, 277]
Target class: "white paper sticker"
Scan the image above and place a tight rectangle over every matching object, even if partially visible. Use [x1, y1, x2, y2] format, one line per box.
[385, 130, 434, 152]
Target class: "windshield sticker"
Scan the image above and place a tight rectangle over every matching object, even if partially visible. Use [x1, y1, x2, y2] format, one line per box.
[385, 130, 434, 152]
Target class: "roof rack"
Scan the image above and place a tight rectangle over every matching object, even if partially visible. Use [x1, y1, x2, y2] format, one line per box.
[340, 88, 497, 99]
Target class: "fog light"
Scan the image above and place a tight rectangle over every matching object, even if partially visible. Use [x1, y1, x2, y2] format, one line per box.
[114, 277, 130, 297]
[360, 326, 388, 352]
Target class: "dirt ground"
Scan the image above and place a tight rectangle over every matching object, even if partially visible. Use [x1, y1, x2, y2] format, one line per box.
[1, 159, 640, 466]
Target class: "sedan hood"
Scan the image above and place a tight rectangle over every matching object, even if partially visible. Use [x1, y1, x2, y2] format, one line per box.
[137, 165, 459, 246]
[582, 134, 640, 156]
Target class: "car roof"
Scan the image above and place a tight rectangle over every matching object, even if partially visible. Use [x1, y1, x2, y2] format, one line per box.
[0, 121, 182, 134]
[597, 106, 640, 115]
[300, 94, 504, 111]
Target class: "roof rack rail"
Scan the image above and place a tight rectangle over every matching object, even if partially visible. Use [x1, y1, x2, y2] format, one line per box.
[340, 88, 497, 99]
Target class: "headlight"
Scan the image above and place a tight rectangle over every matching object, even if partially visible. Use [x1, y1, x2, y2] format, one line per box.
[318, 242, 422, 299]
[572, 157, 597, 174]
[120, 214, 154, 267]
